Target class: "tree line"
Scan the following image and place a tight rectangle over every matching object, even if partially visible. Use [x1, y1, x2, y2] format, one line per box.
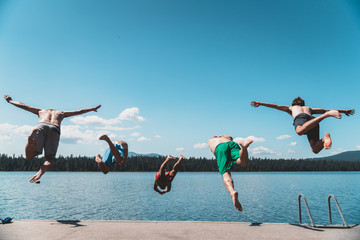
[0, 154, 359, 172]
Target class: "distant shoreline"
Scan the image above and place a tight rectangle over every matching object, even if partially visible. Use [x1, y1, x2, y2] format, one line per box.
[1, 154, 360, 172]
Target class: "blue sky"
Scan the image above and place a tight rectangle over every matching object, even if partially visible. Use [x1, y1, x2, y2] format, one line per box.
[0, 0, 359, 159]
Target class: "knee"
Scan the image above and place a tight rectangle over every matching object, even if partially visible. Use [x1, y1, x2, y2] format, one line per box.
[26, 154, 35, 161]
[237, 158, 248, 168]
[295, 128, 305, 136]
[239, 161, 247, 168]
[224, 176, 233, 185]
[102, 165, 110, 174]
[26, 151, 38, 160]
[311, 148, 320, 154]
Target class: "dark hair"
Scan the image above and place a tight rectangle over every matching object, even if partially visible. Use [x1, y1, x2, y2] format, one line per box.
[292, 97, 305, 106]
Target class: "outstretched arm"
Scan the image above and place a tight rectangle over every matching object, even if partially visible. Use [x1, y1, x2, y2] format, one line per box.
[63, 105, 101, 118]
[4, 95, 41, 115]
[164, 183, 171, 193]
[251, 101, 291, 114]
[311, 108, 355, 116]
[153, 182, 165, 195]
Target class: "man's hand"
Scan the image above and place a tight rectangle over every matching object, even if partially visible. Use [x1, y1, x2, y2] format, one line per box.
[251, 101, 260, 107]
[344, 109, 355, 116]
[93, 105, 101, 112]
[4, 95, 12, 103]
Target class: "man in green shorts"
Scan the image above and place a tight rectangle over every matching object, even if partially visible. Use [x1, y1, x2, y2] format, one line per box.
[208, 134, 253, 212]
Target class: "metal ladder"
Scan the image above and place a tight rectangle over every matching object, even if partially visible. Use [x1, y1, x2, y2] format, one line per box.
[298, 194, 349, 228]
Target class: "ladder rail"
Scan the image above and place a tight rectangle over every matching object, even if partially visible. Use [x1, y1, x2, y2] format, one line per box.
[298, 194, 315, 227]
[328, 195, 349, 227]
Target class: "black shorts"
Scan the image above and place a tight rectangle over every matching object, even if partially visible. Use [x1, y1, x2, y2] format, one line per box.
[293, 113, 319, 142]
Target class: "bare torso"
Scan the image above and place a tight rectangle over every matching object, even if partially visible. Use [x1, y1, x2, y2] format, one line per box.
[208, 135, 232, 154]
[38, 109, 65, 127]
[289, 106, 312, 119]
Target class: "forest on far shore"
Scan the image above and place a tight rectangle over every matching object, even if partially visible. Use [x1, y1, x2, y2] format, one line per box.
[0, 154, 359, 172]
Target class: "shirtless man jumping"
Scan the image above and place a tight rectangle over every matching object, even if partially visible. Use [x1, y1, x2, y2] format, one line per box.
[153, 155, 186, 195]
[208, 135, 253, 212]
[251, 97, 355, 154]
[4, 95, 101, 183]
[95, 134, 128, 174]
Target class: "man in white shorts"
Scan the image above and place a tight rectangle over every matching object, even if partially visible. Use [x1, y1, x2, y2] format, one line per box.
[4, 94, 101, 183]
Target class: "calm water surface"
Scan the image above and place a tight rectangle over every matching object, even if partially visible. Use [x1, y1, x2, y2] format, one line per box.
[0, 172, 359, 225]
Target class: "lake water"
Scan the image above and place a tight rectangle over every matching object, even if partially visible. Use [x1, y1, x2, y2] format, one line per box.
[0, 172, 359, 225]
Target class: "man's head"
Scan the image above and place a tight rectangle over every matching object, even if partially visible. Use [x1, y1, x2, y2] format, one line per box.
[292, 97, 305, 106]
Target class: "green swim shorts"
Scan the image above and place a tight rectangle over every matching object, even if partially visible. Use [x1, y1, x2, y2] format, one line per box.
[214, 141, 241, 175]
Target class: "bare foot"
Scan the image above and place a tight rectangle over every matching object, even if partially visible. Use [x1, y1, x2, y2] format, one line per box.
[95, 154, 102, 163]
[327, 110, 341, 119]
[166, 155, 176, 161]
[231, 191, 243, 212]
[323, 133, 332, 149]
[29, 172, 41, 183]
[178, 155, 186, 161]
[239, 140, 253, 149]
[99, 134, 110, 141]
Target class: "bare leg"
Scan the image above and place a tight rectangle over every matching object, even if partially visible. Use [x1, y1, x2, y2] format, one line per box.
[29, 160, 54, 183]
[222, 171, 242, 212]
[159, 155, 176, 176]
[99, 135, 124, 166]
[25, 129, 38, 160]
[296, 110, 341, 135]
[95, 154, 110, 174]
[169, 155, 186, 178]
[237, 140, 253, 167]
[309, 139, 324, 154]
[309, 132, 332, 154]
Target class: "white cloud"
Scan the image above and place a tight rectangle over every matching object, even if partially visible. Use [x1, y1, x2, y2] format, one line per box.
[0, 123, 34, 140]
[13, 125, 34, 137]
[71, 115, 119, 125]
[70, 107, 145, 126]
[131, 132, 141, 137]
[249, 146, 279, 155]
[0, 135, 12, 141]
[0, 123, 16, 132]
[276, 135, 291, 140]
[154, 135, 161, 138]
[289, 142, 297, 146]
[288, 149, 295, 153]
[234, 136, 266, 143]
[137, 136, 150, 142]
[95, 125, 141, 131]
[61, 125, 98, 144]
[357, 145, 360, 149]
[176, 147, 184, 152]
[193, 143, 208, 149]
[118, 107, 145, 122]
[107, 133, 118, 140]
